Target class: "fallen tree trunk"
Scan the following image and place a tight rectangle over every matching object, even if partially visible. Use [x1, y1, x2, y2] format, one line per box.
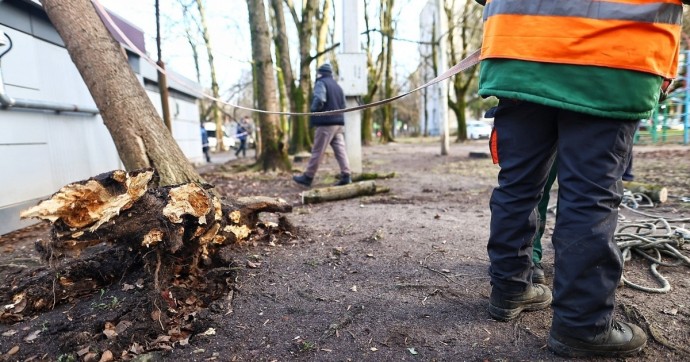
[301, 181, 386, 204]
[623, 181, 668, 204]
[2, 168, 292, 323]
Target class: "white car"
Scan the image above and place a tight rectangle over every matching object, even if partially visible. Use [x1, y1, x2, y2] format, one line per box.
[204, 122, 236, 151]
[466, 121, 492, 140]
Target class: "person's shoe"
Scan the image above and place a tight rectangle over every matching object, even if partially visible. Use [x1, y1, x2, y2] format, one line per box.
[334, 173, 351, 186]
[532, 262, 546, 284]
[292, 174, 313, 187]
[548, 321, 647, 358]
[489, 284, 552, 321]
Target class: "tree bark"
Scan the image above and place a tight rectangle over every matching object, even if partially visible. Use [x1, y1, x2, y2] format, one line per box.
[39, 0, 204, 186]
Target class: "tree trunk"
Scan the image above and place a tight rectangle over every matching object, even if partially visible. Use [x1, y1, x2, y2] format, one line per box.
[380, 0, 396, 144]
[196, 0, 225, 151]
[444, 0, 481, 142]
[287, 0, 319, 154]
[315, 0, 332, 66]
[270, 0, 296, 140]
[155, 0, 172, 132]
[39, 0, 203, 186]
[362, 0, 383, 146]
[247, 0, 291, 171]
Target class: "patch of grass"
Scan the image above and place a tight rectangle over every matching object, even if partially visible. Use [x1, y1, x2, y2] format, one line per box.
[304, 259, 319, 267]
[91, 295, 122, 311]
[299, 340, 317, 352]
[56, 354, 76, 362]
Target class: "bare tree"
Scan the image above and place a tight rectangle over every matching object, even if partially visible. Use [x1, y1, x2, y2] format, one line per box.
[246, 0, 292, 171]
[39, 0, 203, 186]
[195, 0, 225, 151]
[269, 0, 296, 145]
[445, 0, 482, 142]
[379, 0, 396, 143]
[361, 0, 384, 145]
[154, 0, 173, 131]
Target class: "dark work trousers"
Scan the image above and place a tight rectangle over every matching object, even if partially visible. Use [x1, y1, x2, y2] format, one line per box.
[532, 159, 558, 264]
[488, 99, 637, 338]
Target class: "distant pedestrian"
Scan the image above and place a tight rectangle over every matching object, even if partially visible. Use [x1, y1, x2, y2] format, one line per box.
[200, 123, 211, 163]
[293, 63, 351, 187]
[235, 117, 249, 158]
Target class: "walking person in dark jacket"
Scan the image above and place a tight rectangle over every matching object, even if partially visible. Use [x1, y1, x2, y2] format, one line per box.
[293, 63, 351, 187]
[235, 117, 249, 158]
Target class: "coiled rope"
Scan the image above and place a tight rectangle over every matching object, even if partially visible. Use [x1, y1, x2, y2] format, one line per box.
[617, 191, 690, 293]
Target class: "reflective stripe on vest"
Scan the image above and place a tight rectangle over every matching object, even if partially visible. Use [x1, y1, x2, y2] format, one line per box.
[481, 0, 683, 78]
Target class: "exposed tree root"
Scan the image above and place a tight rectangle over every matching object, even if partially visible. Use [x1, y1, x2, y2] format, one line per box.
[1, 168, 293, 333]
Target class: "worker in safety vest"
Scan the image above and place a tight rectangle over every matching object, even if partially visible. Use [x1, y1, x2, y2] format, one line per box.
[474, 0, 688, 358]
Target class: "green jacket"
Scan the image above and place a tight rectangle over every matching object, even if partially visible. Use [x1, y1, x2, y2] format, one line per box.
[474, 0, 688, 120]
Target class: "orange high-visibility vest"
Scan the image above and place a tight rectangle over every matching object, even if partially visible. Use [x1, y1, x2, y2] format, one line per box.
[480, 0, 684, 78]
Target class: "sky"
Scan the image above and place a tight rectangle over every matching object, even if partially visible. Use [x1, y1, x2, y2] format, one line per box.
[98, 0, 432, 99]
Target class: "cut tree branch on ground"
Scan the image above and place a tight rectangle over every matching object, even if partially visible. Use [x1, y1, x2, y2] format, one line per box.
[351, 172, 396, 182]
[300, 181, 390, 204]
[623, 181, 668, 203]
[1, 168, 293, 324]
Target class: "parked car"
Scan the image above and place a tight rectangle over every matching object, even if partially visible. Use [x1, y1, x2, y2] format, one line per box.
[203, 122, 235, 151]
[466, 120, 492, 140]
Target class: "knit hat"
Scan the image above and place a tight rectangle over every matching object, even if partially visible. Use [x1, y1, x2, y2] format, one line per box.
[317, 63, 333, 74]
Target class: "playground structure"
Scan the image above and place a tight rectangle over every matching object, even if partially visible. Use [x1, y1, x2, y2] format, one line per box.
[636, 50, 690, 145]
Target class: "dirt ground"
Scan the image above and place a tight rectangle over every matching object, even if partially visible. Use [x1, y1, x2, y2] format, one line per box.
[1, 138, 690, 361]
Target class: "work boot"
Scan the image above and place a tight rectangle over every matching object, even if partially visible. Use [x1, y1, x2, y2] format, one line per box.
[548, 321, 647, 358]
[489, 284, 552, 321]
[293, 174, 313, 187]
[334, 173, 352, 186]
[532, 262, 546, 284]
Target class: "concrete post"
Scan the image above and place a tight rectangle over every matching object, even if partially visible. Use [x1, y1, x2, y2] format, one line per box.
[341, 0, 363, 173]
[436, 0, 450, 155]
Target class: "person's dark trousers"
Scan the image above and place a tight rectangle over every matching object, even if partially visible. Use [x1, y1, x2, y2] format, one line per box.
[622, 153, 634, 181]
[203, 146, 211, 163]
[235, 139, 247, 157]
[488, 99, 637, 338]
[533, 160, 558, 264]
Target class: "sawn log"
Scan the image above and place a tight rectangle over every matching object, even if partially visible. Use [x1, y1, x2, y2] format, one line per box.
[623, 181, 668, 203]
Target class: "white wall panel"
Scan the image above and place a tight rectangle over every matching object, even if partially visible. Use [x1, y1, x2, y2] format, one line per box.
[1, 17, 203, 234]
[0, 26, 40, 90]
[0, 142, 54, 206]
